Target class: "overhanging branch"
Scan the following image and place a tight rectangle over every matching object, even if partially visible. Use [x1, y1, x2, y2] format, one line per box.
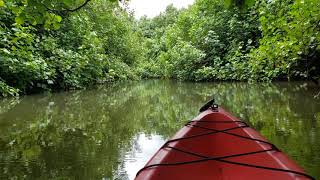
[65, 0, 91, 12]
[41, 0, 92, 14]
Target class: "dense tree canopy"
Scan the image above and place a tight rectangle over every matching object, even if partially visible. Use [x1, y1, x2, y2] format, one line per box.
[0, 0, 144, 96]
[0, 0, 319, 96]
[139, 0, 320, 81]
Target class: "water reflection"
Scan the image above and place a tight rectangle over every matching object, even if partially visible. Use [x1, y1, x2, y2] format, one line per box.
[0, 80, 319, 179]
[122, 134, 165, 180]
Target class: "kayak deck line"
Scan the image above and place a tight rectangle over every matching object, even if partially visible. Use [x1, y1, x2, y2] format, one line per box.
[135, 99, 315, 180]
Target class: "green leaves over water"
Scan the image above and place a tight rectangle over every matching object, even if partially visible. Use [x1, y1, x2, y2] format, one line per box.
[0, 0, 144, 96]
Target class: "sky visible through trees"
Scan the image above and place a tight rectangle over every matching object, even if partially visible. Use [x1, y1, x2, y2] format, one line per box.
[128, 0, 195, 18]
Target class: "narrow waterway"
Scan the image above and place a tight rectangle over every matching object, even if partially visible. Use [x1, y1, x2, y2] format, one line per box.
[0, 80, 319, 179]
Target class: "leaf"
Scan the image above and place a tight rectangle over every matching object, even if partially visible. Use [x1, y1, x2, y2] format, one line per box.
[47, 80, 54, 85]
[63, 0, 73, 6]
[15, 16, 25, 25]
[244, 0, 255, 7]
[53, 22, 61, 30]
[2, 48, 10, 54]
[11, 7, 20, 14]
[224, 0, 232, 8]
[0, 0, 4, 7]
[55, 15, 62, 22]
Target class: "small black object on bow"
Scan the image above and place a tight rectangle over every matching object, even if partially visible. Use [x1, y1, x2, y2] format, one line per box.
[199, 98, 218, 112]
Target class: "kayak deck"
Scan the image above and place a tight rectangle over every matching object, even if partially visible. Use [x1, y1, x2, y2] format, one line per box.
[135, 106, 314, 180]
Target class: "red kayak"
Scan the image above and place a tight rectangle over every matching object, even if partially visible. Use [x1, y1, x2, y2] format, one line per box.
[135, 100, 315, 180]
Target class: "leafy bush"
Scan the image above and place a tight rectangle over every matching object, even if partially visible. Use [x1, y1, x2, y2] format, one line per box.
[0, 80, 19, 97]
[139, 0, 319, 82]
[166, 41, 206, 80]
[0, 0, 144, 96]
[249, 0, 320, 80]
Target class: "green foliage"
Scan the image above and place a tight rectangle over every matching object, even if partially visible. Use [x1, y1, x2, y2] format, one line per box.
[0, 0, 144, 96]
[224, 0, 256, 10]
[249, 0, 320, 80]
[139, 0, 260, 81]
[159, 40, 206, 80]
[1, 0, 320, 97]
[138, 0, 320, 82]
[3, 0, 119, 28]
[0, 80, 19, 97]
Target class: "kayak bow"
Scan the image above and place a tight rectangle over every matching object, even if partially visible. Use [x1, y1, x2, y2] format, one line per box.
[135, 99, 315, 180]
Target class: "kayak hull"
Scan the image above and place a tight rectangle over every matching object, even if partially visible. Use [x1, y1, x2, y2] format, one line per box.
[135, 107, 311, 180]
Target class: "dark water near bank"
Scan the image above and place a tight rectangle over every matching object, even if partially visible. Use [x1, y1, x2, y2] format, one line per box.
[0, 80, 319, 179]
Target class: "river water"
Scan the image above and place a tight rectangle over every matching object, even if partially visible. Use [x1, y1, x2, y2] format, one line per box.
[0, 80, 319, 179]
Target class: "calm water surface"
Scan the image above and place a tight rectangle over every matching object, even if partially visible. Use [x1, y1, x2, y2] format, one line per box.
[0, 80, 319, 179]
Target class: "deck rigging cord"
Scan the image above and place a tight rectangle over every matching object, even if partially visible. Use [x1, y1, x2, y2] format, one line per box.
[136, 100, 315, 180]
